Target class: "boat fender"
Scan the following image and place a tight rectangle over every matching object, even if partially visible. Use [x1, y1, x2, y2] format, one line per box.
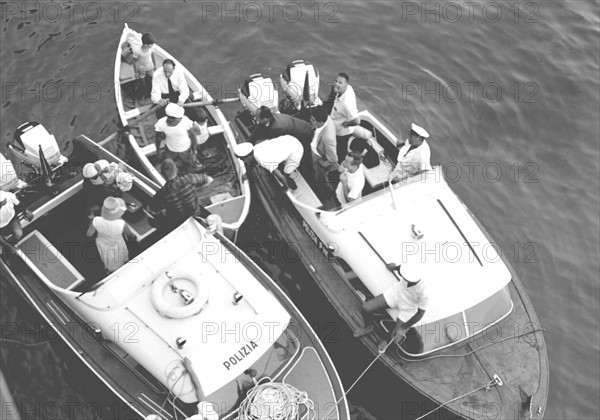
[151, 270, 209, 318]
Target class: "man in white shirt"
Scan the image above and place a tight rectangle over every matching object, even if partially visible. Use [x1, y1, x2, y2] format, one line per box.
[355, 262, 430, 352]
[151, 59, 189, 106]
[155, 103, 198, 172]
[329, 72, 360, 162]
[392, 123, 432, 181]
[336, 151, 365, 206]
[252, 135, 304, 191]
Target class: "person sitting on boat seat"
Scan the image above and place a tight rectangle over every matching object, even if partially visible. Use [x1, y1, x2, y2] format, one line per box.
[83, 162, 118, 220]
[87, 196, 135, 274]
[328, 72, 360, 163]
[151, 58, 201, 120]
[148, 159, 213, 230]
[0, 189, 34, 254]
[391, 123, 432, 181]
[151, 59, 189, 107]
[355, 261, 430, 352]
[335, 151, 365, 206]
[94, 159, 135, 193]
[154, 103, 200, 173]
[248, 106, 314, 177]
[252, 134, 304, 191]
[309, 105, 340, 195]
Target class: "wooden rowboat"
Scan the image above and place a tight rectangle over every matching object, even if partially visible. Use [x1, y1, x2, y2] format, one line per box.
[114, 24, 250, 240]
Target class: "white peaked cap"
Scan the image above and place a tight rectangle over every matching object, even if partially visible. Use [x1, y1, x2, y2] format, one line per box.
[411, 123, 429, 139]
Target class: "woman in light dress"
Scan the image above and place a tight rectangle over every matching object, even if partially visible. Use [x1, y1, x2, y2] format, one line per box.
[86, 197, 134, 274]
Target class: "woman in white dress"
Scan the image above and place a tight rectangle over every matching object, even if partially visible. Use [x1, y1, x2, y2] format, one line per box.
[86, 197, 134, 274]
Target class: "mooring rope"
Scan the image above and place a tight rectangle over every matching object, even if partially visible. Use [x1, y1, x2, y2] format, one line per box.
[414, 376, 502, 420]
[322, 337, 399, 419]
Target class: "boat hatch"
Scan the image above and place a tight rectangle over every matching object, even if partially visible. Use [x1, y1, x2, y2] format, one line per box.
[17, 230, 85, 291]
[395, 286, 514, 357]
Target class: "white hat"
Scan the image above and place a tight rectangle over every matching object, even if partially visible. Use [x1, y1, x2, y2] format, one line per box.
[399, 262, 423, 283]
[233, 142, 254, 158]
[116, 172, 134, 192]
[165, 103, 185, 118]
[83, 163, 99, 179]
[410, 123, 429, 139]
[94, 159, 110, 172]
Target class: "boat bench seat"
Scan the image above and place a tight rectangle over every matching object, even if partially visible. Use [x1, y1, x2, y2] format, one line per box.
[17, 230, 85, 291]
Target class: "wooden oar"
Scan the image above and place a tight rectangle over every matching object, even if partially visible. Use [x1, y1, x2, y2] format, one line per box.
[128, 103, 162, 125]
[182, 97, 240, 108]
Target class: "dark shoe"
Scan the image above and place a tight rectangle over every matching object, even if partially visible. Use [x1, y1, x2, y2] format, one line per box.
[285, 176, 297, 191]
[353, 325, 374, 338]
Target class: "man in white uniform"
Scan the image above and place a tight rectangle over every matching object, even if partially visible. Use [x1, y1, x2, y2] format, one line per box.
[154, 103, 198, 172]
[252, 135, 304, 191]
[392, 123, 432, 181]
[329, 73, 360, 162]
[355, 261, 430, 352]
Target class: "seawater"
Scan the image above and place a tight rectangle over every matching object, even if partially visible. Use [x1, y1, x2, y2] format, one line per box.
[1, 1, 599, 419]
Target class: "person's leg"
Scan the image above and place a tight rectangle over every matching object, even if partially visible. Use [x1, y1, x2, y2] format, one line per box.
[354, 294, 389, 337]
[336, 134, 351, 163]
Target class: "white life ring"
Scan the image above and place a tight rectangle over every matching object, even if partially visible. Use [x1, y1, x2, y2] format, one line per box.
[151, 270, 209, 319]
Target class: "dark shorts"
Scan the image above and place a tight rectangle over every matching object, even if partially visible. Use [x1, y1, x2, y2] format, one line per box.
[0, 215, 20, 236]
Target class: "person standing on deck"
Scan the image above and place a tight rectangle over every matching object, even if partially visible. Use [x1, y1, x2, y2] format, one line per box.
[310, 105, 340, 198]
[329, 73, 360, 162]
[147, 159, 213, 231]
[392, 123, 432, 181]
[86, 197, 135, 274]
[154, 103, 200, 173]
[355, 262, 430, 352]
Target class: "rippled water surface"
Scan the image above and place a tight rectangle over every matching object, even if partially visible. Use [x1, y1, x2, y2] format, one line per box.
[1, 1, 599, 419]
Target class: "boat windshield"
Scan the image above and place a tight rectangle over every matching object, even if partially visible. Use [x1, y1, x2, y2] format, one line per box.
[208, 324, 300, 419]
[399, 285, 513, 357]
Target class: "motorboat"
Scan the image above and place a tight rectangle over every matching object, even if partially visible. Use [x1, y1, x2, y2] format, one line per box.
[230, 60, 549, 420]
[0, 128, 350, 420]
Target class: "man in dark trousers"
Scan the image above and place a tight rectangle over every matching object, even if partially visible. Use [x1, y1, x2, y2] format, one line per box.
[248, 106, 314, 177]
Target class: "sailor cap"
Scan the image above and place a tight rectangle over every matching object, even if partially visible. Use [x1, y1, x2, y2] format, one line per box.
[165, 103, 185, 118]
[410, 123, 429, 139]
[399, 262, 423, 283]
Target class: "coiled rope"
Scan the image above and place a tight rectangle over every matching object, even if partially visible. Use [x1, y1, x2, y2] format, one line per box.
[238, 382, 315, 420]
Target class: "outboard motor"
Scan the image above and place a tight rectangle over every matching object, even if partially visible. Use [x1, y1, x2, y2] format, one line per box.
[239, 74, 279, 116]
[0, 153, 26, 192]
[8, 121, 68, 170]
[279, 60, 321, 112]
